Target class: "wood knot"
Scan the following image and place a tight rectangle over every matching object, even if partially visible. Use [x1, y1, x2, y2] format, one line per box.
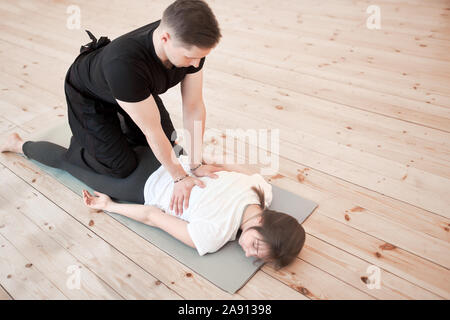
[296, 286, 310, 296]
[154, 280, 162, 286]
[379, 243, 396, 251]
[360, 276, 369, 284]
[185, 272, 193, 278]
[375, 252, 382, 258]
[88, 220, 94, 227]
[270, 173, 284, 180]
[344, 214, 350, 221]
[25, 263, 33, 268]
[297, 173, 305, 183]
[126, 274, 132, 278]
[350, 206, 365, 212]
[275, 105, 284, 110]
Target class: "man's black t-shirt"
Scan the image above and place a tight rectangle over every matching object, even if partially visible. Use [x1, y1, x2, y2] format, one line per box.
[71, 20, 205, 105]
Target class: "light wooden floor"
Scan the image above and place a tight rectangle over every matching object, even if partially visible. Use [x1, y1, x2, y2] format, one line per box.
[0, 0, 449, 300]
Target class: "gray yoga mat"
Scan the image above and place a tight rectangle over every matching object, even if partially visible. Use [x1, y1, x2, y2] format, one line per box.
[27, 124, 318, 294]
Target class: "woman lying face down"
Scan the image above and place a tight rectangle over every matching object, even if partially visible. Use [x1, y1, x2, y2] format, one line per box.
[83, 184, 306, 271]
[1, 132, 305, 270]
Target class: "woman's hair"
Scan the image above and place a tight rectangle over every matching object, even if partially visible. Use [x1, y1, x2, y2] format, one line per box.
[247, 186, 306, 270]
[162, 0, 222, 49]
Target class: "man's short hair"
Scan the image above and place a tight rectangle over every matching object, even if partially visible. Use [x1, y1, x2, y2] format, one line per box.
[162, 0, 222, 49]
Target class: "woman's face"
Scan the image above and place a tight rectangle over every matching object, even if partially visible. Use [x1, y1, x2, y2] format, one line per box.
[238, 228, 269, 259]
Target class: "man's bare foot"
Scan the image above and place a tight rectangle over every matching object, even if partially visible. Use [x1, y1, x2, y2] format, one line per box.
[0, 133, 25, 154]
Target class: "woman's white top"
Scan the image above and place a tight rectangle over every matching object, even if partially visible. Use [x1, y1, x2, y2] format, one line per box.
[143, 155, 273, 255]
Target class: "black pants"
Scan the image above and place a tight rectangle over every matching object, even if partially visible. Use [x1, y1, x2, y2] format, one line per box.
[22, 141, 167, 204]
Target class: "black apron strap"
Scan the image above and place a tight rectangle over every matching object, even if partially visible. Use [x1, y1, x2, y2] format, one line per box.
[79, 30, 111, 54]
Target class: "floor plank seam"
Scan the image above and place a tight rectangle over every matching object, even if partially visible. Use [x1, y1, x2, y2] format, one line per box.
[302, 233, 447, 299]
[0, 232, 69, 300]
[3, 163, 184, 300]
[0, 282, 14, 300]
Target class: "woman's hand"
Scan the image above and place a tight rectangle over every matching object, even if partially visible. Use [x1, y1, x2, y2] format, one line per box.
[191, 164, 224, 178]
[82, 189, 112, 210]
[170, 176, 205, 216]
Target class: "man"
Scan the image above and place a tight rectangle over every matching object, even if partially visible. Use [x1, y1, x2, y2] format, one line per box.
[64, 0, 223, 215]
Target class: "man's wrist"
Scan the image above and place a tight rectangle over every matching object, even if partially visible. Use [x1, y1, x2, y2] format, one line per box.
[174, 173, 190, 183]
[189, 163, 202, 171]
[189, 158, 206, 169]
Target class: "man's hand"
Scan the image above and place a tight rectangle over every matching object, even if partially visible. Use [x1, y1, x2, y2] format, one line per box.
[191, 164, 224, 179]
[170, 176, 206, 215]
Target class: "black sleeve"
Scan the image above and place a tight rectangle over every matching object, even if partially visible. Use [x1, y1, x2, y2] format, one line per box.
[104, 57, 152, 103]
[185, 57, 206, 74]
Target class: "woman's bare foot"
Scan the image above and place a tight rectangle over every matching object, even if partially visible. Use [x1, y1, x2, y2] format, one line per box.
[0, 133, 25, 154]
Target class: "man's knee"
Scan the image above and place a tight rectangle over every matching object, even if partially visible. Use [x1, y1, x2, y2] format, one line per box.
[82, 145, 138, 179]
[108, 152, 138, 178]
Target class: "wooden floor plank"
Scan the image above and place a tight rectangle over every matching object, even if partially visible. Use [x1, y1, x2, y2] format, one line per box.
[0, 147, 290, 299]
[0, 233, 67, 300]
[2, 50, 446, 300]
[0, 167, 123, 299]
[200, 130, 450, 299]
[5, 70, 446, 298]
[165, 94, 450, 232]
[5, 0, 450, 125]
[293, 235, 442, 300]
[213, 2, 450, 92]
[0, 144, 344, 300]
[220, 0, 450, 58]
[0, 0, 448, 300]
[0, 116, 15, 135]
[2, 38, 449, 220]
[2, 35, 449, 174]
[0, 284, 13, 300]
[0, 168, 184, 299]
[194, 126, 450, 299]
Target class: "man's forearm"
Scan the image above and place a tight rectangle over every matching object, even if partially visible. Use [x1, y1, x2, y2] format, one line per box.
[145, 128, 188, 180]
[183, 103, 206, 169]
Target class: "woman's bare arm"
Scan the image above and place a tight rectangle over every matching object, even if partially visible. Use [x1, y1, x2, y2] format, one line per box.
[83, 190, 196, 249]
